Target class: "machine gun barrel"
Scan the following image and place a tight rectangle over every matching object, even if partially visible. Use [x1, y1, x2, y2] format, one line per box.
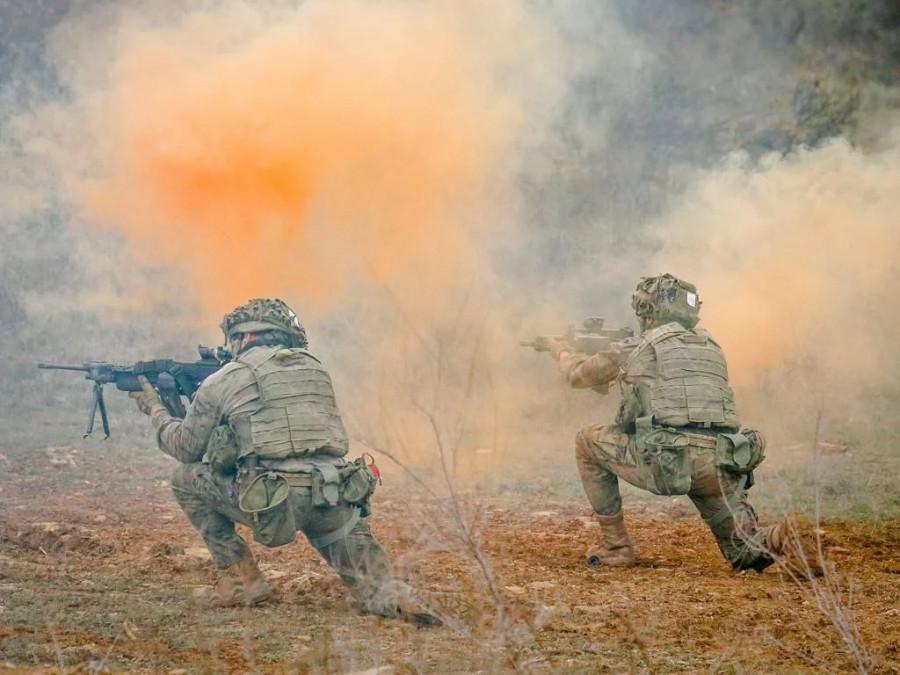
[37, 363, 92, 372]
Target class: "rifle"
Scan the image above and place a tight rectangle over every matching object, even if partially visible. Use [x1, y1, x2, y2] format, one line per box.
[520, 317, 634, 355]
[37, 345, 232, 438]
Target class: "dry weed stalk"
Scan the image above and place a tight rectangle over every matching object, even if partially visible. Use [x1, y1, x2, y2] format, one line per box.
[725, 408, 873, 674]
[358, 420, 537, 672]
[353, 293, 540, 673]
[240, 619, 261, 674]
[615, 610, 655, 675]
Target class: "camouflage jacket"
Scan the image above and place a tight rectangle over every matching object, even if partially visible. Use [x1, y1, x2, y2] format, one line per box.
[556, 339, 637, 389]
[150, 345, 346, 464]
[557, 322, 740, 430]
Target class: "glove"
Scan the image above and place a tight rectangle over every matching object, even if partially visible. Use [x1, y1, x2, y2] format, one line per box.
[545, 338, 572, 360]
[129, 375, 163, 416]
[605, 342, 628, 367]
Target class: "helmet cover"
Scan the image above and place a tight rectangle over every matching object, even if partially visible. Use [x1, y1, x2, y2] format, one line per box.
[631, 274, 701, 328]
[221, 298, 308, 346]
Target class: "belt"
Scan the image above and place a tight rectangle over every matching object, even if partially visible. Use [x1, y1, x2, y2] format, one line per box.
[239, 470, 314, 488]
[682, 431, 718, 448]
[280, 473, 314, 487]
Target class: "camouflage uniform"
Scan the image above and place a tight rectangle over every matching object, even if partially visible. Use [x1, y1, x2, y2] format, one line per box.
[555, 275, 775, 571]
[148, 344, 401, 612]
[560, 345, 773, 570]
[129, 298, 441, 617]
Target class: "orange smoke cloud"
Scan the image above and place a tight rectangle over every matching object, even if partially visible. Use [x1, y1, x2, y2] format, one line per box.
[77, 0, 541, 315]
[655, 135, 900, 386]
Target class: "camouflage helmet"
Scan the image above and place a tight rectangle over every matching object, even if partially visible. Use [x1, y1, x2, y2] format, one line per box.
[631, 274, 701, 329]
[220, 298, 308, 346]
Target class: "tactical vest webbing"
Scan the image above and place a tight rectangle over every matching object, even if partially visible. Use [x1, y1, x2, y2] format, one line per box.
[625, 323, 740, 429]
[236, 347, 349, 459]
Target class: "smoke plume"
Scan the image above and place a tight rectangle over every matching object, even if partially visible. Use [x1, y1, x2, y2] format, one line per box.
[649, 132, 900, 447]
[49, 0, 555, 315]
[4, 0, 899, 480]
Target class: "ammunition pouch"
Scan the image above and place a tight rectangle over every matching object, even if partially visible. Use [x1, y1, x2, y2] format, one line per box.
[238, 472, 297, 547]
[715, 428, 765, 475]
[311, 464, 343, 508]
[635, 416, 692, 496]
[206, 424, 240, 475]
[339, 456, 379, 517]
[704, 428, 765, 528]
[311, 457, 379, 516]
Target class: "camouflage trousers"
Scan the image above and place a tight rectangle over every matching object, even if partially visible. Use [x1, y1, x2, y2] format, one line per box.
[575, 424, 775, 571]
[170, 462, 400, 614]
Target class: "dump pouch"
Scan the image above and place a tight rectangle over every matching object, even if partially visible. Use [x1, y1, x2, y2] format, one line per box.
[238, 472, 297, 547]
[635, 416, 692, 496]
[715, 429, 765, 474]
[312, 463, 342, 508]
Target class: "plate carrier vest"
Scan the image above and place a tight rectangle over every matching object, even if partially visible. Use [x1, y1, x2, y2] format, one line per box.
[622, 322, 740, 430]
[236, 347, 349, 459]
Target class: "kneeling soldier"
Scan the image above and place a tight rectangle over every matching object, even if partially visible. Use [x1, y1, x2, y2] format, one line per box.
[130, 298, 438, 623]
[545, 275, 822, 575]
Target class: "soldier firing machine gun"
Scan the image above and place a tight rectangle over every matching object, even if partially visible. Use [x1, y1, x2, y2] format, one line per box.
[520, 317, 634, 355]
[37, 345, 232, 438]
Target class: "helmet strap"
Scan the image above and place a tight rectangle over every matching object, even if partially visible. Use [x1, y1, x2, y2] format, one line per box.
[237, 331, 294, 355]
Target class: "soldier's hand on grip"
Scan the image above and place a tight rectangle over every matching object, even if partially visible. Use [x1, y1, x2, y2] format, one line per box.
[605, 341, 629, 367]
[129, 375, 163, 416]
[546, 338, 572, 360]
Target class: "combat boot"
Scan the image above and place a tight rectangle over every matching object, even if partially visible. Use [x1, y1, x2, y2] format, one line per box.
[395, 593, 443, 627]
[586, 511, 636, 567]
[764, 513, 826, 578]
[358, 581, 442, 626]
[193, 551, 272, 608]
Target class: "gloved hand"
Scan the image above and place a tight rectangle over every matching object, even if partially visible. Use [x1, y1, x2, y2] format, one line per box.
[129, 375, 163, 416]
[545, 338, 572, 360]
[605, 342, 628, 367]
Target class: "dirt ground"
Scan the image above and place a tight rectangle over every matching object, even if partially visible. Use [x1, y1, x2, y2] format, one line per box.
[1, 442, 898, 674]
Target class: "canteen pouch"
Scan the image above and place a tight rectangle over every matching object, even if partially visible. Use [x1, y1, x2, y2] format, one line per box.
[716, 429, 765, 474]
[312, 463, 342, 508]
[635, 416, 692, 496]
[239, 472, 297, 547]
[340, 456, 380, 517]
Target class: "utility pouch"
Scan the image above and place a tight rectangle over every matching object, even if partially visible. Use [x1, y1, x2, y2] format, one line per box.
[340, 455, 380, 517]
[615, 386, 643, 429]
[311, 464, 342, 508]
[206, 424, 240, 475]
[239, 472, 297, 547]
[635, 416, 692, 496]
[715, 429, 765, 474]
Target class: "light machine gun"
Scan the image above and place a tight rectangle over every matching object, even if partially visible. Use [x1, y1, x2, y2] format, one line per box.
[37, 345, 232, 438]
[520, 317, 634, 355]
